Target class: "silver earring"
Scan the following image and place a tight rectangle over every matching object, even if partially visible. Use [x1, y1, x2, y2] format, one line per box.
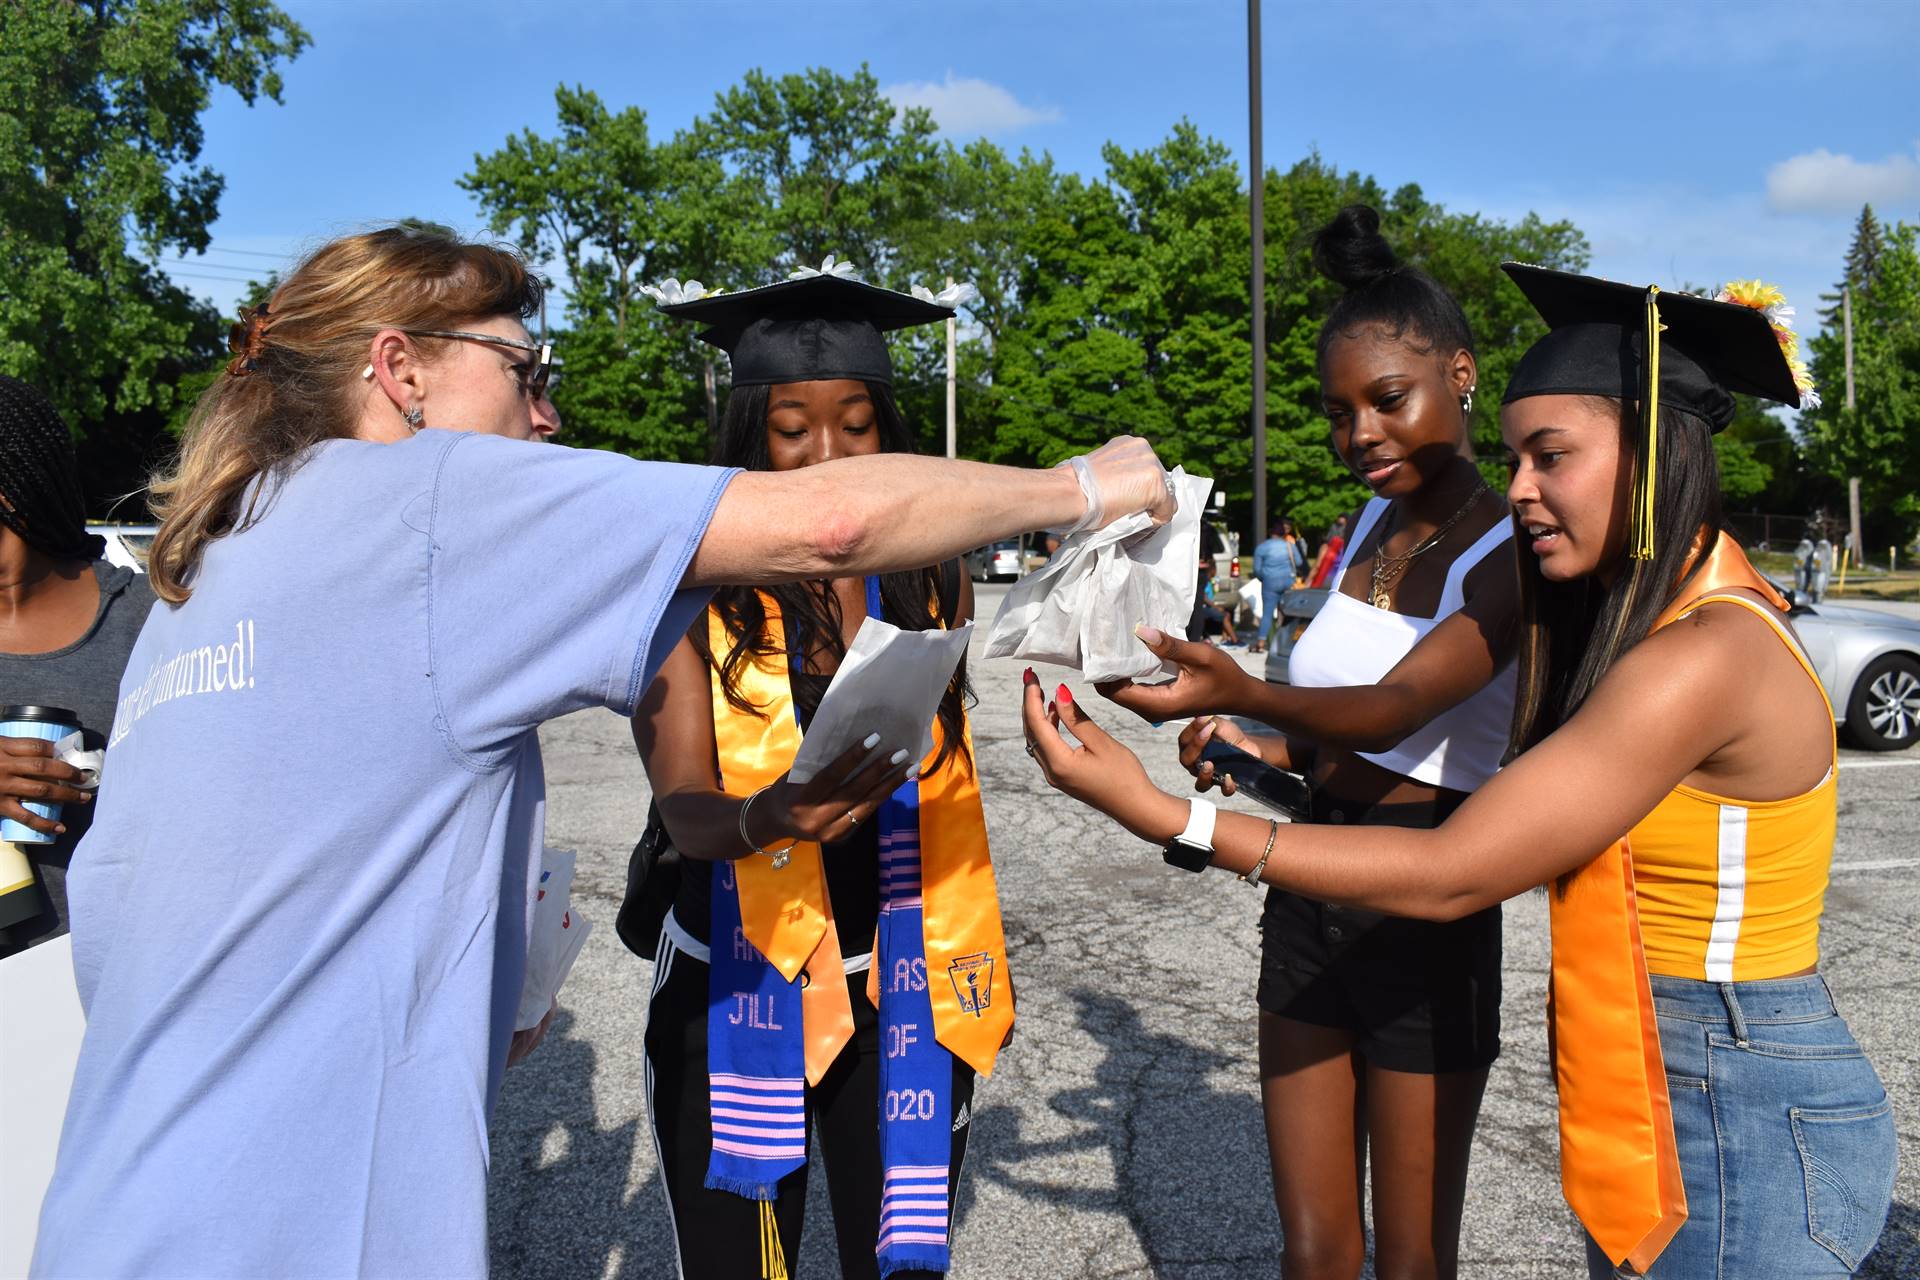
[402, 405, 424, 431]
[1462, 387, 1475, 417]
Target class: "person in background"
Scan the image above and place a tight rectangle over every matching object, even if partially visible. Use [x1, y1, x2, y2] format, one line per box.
[0, 375, 155, 957]
[1309, 513, 1350, 589]
[1793, 531, 1816, 598]
[1250, 517, 1307, 655]
[1189, 554, 1239, 646]
[1813, 531, 1833, 602]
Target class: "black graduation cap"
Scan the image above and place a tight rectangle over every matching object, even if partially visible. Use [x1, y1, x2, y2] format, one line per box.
[1500, 263, 1818, 560]
[1500, 264, 1809, 430]
[651, 267, 960, 388]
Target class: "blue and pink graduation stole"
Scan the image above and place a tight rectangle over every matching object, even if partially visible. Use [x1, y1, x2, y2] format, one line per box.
[706, 577, 958, 1276]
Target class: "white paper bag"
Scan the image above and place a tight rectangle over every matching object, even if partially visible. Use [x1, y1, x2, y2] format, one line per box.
[985, 468, 1214, 682]
[787, 617, 973, 786]
[0, 934, 86, 1277]
[516, 847, 591, 1031]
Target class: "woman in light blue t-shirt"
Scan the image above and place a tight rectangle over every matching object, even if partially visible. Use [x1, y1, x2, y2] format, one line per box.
[31, 226, 1174, 1280]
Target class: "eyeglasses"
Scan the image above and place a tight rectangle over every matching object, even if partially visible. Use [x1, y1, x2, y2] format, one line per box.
[405, 328, 557, 399]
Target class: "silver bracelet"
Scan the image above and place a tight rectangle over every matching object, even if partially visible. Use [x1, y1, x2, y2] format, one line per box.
[1240, 819, 1279, 885]
[739, 785, 800, 870]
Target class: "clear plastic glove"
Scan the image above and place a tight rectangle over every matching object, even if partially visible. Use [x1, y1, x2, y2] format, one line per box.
[1071, 436, 1177, 531]
[986, 469, 1212, 682]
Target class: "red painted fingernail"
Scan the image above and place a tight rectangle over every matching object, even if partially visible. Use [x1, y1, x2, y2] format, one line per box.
[1056, 684, 1072, 703]
[1023, 667, 1037, 685]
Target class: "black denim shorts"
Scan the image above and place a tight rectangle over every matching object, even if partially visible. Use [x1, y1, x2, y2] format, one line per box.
[1256, 790, 1502, 1074]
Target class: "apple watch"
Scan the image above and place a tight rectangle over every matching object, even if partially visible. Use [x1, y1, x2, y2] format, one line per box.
[1161, 797, 1217, 872]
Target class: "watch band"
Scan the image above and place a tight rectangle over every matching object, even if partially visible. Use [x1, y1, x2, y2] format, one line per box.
[1162, 797, 1217, 873]
[1177, 797, 1217, 850]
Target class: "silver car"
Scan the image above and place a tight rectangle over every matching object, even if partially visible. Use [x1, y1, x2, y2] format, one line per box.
[967, 539, 1025, 583]
[1264, 587, 1920, 752]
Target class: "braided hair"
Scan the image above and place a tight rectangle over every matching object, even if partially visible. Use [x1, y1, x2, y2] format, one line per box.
[0, 375, 105, 562]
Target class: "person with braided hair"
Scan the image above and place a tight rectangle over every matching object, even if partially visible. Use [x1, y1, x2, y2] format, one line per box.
[0, 375, 155, 958]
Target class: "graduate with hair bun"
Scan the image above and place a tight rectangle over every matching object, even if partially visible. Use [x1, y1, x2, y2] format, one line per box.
[1023, 265, 1896, 1277]
[1099, 205, 1520, 1280]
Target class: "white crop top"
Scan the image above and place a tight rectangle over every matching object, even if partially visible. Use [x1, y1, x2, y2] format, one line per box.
[1287, 497, 1518, 792]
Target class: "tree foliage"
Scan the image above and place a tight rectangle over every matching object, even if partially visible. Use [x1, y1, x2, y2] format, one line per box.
[1800, 213, 1920, 545]
[464, 72, 1589, 544]
[0, 0, 307, 443]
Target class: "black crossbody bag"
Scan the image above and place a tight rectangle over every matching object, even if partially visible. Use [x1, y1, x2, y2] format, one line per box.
[615, 800, 678, 958]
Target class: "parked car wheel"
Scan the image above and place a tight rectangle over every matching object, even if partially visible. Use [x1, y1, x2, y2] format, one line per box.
[1845, 653, 1920, 751]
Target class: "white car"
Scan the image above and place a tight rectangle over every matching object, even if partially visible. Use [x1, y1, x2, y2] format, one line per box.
[95, 524, 158, 574]
[967, 540, 1025, 582]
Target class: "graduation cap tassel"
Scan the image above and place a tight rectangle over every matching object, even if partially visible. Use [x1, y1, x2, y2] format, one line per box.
[1631, 286, 1664, 561]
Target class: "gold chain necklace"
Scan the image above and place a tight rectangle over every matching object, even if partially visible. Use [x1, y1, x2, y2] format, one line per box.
[1368, 480, 1489, 609]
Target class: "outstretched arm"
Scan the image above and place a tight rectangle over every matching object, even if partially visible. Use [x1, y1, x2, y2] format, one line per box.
[687, 438, 1171, 587]
[1099, 550, 1518, 755]
[1027, 609, 1765, 920]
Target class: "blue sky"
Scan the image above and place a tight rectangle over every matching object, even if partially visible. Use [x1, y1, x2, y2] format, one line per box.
[167, 0, 1919, 342]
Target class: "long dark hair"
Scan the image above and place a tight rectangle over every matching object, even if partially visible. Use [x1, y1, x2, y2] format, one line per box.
[697, 380, 974, 773]
[1507, 399, 1723, 755]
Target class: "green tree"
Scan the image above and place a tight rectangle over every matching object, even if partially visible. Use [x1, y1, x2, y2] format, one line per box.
[1817, 205, 1886, 327]
[1801, 220, 1920, 545]
[1253, 156, 1587, 533]
[464, 86, 750, 460]
[984, 123, 1248, 479]
[699, 65, 943, 276]
[0, 0, 308, 445]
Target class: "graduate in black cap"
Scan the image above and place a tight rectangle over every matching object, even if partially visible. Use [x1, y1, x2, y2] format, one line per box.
[1011, 267, 1894, 1277]
[629, 260, 1012, 1280]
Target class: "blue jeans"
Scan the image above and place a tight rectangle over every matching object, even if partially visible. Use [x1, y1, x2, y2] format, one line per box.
[1585, 974, 1897, 1278]
[1256, 578, 1288, 642]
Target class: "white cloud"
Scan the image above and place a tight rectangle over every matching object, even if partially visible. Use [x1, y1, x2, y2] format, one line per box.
[881, 72, 1061, 137]
[1766, 143, 1920, 215]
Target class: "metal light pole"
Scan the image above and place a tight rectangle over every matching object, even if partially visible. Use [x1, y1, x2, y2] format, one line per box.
[1844, 285, 1863, 562]
[945, 276, 958, 460]
[1248, 0, 1267, 548]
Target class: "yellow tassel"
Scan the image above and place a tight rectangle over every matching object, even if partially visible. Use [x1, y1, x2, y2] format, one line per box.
[1631, 287, 1664, 561]
[759, 1199, 790, 1280]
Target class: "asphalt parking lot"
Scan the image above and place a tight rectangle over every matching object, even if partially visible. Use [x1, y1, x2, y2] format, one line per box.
[489, 583, 1918, 1278]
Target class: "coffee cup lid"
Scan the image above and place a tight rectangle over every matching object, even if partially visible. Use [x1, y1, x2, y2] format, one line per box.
[0, 706, 81, 725]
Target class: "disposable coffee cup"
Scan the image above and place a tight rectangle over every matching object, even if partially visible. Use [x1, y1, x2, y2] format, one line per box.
[0, 705, 81, 846]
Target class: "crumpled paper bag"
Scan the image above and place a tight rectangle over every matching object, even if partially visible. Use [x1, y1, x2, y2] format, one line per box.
[985, 468, 1214, 682]
[517, 847, 592, 1031]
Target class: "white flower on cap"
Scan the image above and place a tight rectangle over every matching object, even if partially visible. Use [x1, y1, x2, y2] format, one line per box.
[786, 254, 860, 281]
[638, 278, 711, 306]
[911, 280, 979, 309]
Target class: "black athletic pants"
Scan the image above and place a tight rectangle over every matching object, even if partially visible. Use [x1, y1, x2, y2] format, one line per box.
[644, 928, 975, 1279]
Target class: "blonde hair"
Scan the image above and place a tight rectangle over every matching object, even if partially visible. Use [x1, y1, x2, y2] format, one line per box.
[146, 225, 544, 603]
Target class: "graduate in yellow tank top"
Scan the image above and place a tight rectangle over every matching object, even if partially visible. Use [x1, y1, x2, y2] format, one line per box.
[1021, 268, 1896, 1278]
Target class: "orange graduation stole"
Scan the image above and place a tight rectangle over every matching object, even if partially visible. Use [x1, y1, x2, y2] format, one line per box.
[1550, 533, 1787, 1271]
[708, 597, 1014, 1083]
